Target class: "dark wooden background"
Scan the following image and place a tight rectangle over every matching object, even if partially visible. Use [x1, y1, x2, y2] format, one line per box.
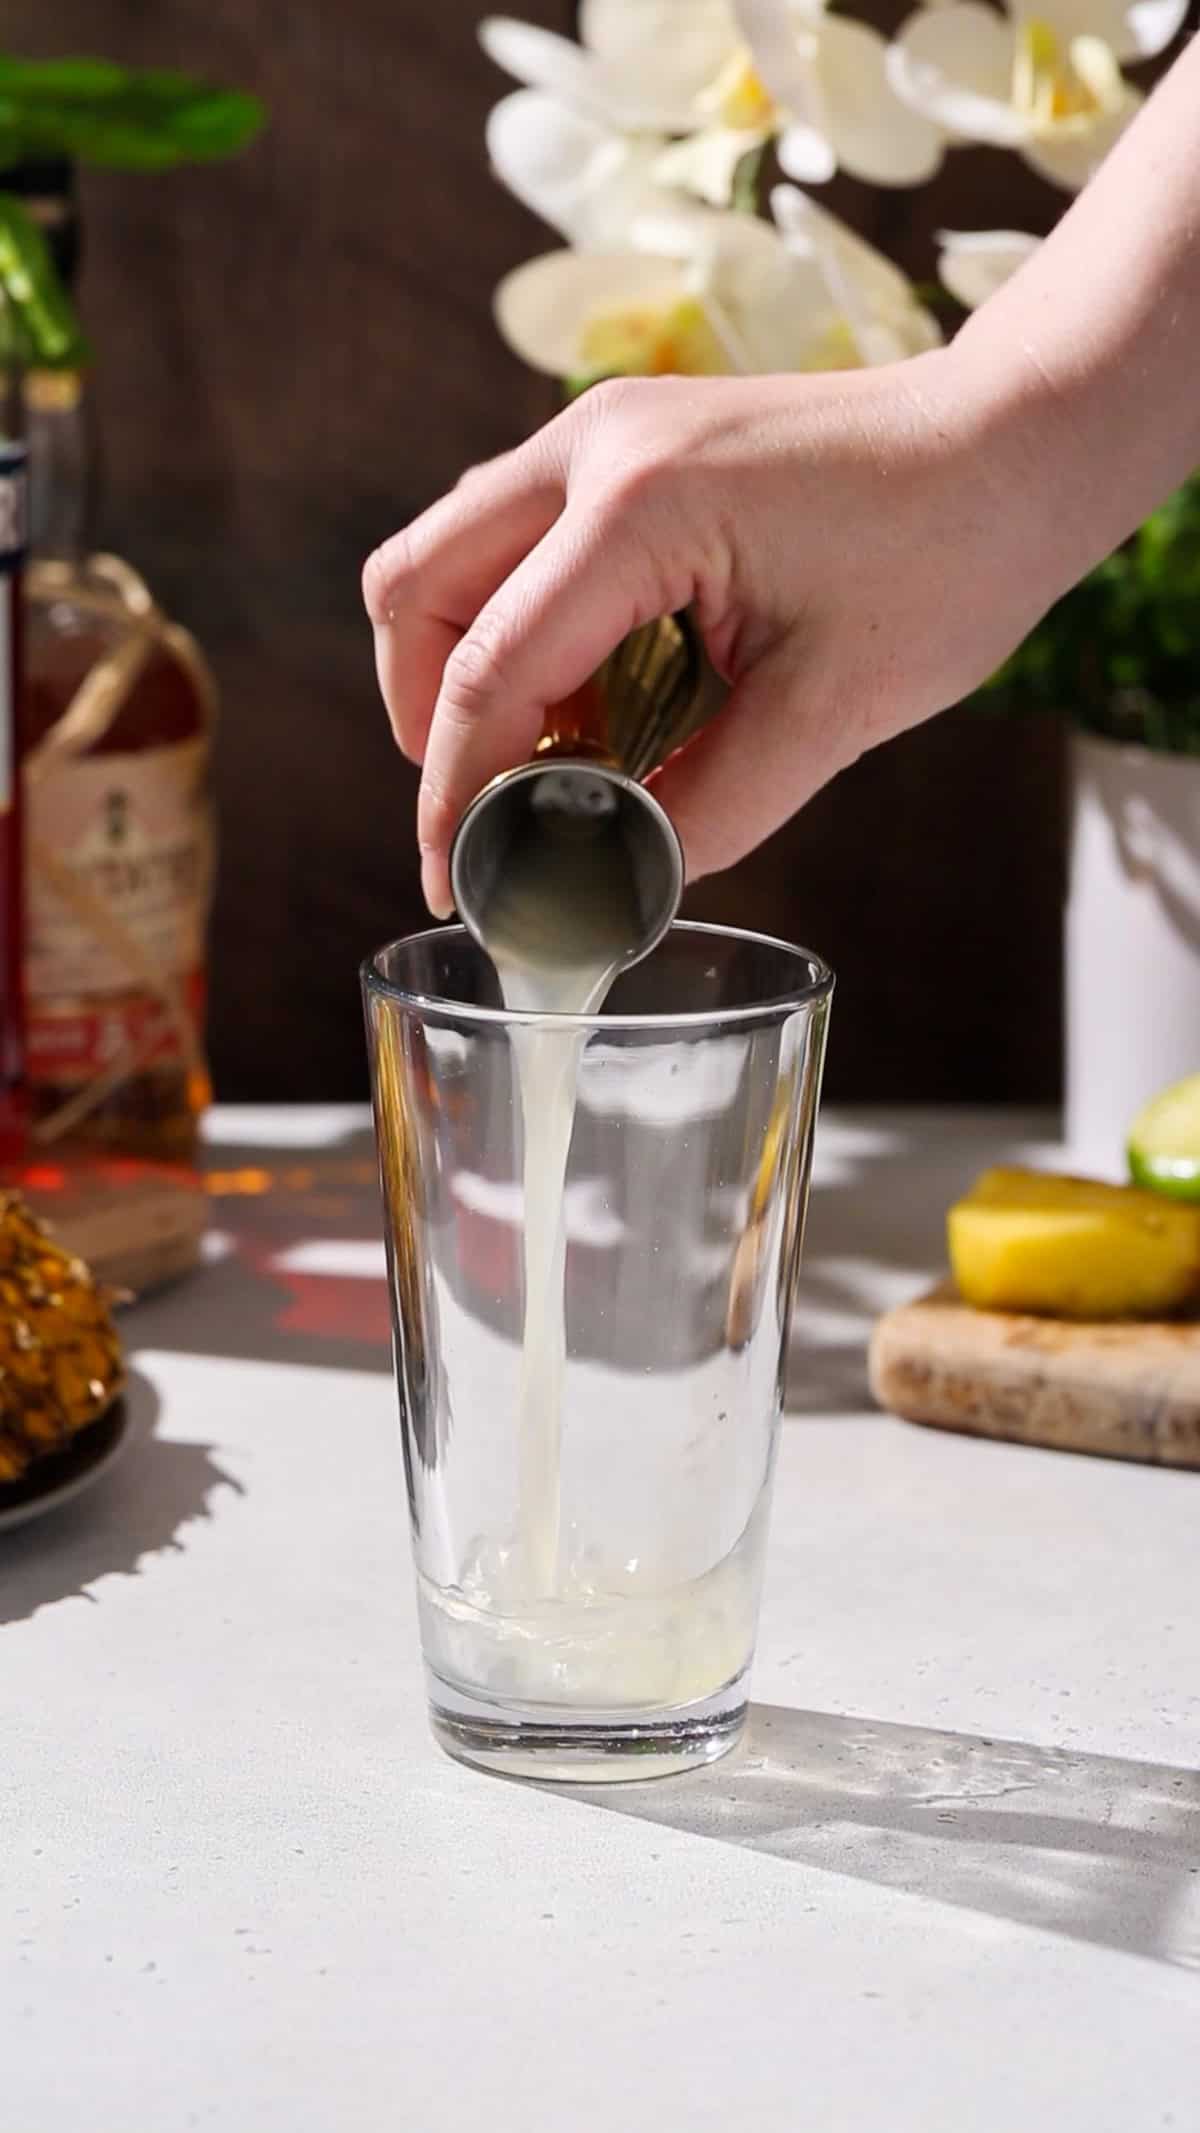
[12, 0, 1084, 1101]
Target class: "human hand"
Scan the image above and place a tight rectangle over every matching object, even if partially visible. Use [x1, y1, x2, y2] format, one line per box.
[364, 349, 1070, 918]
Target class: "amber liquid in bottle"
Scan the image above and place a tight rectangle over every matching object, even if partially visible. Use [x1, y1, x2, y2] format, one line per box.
[0, 442, 27, 1162]
[22, 584, 210, 1159]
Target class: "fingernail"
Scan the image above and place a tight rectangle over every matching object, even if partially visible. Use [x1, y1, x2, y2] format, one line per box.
[421, 860, 453, 922]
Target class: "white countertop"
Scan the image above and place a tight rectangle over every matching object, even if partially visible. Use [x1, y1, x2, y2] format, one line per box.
[5, 1106, 1198, 2130]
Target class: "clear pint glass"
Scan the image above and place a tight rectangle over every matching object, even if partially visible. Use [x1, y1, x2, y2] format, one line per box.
[364, 922, 832, 1781]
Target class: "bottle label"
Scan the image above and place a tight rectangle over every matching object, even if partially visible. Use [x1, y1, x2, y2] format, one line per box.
[0, 445, 29, 565]
[0, 575, 11, 814]
[25, 736, 212, 1084]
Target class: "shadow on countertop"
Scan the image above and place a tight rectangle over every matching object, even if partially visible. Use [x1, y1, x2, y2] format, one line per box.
[0, 1368, 240, 1628]
[787, 1109, 1059, 1416]
[121, 1107, 1057, 1395]
[551, 1700, 1200, 1971]
[126, 1121, 394, 1377]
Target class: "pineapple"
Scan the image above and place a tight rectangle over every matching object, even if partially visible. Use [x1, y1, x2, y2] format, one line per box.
[948, 1167, 1200, 1321]
[0, 1193, 124, 1484]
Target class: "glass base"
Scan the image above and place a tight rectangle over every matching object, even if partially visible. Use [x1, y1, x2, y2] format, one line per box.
[428, 1674, 747, 1784]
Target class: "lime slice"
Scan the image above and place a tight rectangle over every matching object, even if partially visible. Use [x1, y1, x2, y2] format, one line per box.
[1128, 1073, 1200, 1198]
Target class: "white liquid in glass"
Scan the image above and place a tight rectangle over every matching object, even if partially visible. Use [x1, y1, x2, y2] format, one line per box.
[486, 824, 637, 1604]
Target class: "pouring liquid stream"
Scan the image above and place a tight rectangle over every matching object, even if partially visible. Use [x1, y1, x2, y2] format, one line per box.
[482, 816, 642, 1599]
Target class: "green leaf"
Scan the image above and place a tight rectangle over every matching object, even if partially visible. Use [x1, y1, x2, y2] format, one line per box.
[0, 57, 130, 101]
[0, 190, 88, 367]
[0, 55, 265, 170]
[731, 145, 764, 217]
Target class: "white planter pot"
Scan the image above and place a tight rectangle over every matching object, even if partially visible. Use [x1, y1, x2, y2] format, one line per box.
[1065, 731, 1200, 1177]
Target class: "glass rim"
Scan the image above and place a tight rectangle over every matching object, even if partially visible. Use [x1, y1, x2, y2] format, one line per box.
[362, 919, 834, 1033]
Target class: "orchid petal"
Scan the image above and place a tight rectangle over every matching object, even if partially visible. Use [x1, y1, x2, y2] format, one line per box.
[733, 0, 824, 116]
[770, 183, 875, 360]
[777, 118, 838, 183]
[480, 19, 602, 108]
[775, 183, 942, 360]
[652, 125, 769, 206]
[628, 204, 728, 264]
[1021, 82, 1140, 189]
[1123, 0, 1190, 56]
[815, 15, 944, 184]
[735, 0, 844, 193]
[888, 4, 1028, 145]
[494, 249, 685, 375]
[579, 0, 741, 100]
[1032, 0, 1187, 62]
[487, 91, 668, 247]
[708, 207, 836, 370]
[773, 183, 917, 320]
[625, 200, 835, 372]
[480, 12, 700, 130]
[936, 227, 1040, 309]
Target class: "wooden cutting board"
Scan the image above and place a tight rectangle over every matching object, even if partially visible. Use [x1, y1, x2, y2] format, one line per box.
[869, 1283, 1200, 1469]
[14, 1160, 207, 1299]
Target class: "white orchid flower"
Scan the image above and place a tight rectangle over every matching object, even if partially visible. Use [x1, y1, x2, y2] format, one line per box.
[936, 228, 1041, 309]
[481, 4, 773, 208]
[487, 90, 671, 248]
[734, 0, 944, 187]
[481, 0, 942, 207]
[888, 0, 1188, 192]
[494, 192, 941, 383]
[770, 185, 943, 365]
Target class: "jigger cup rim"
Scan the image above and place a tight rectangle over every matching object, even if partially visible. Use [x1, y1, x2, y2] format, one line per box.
[447, 752, 685, 967]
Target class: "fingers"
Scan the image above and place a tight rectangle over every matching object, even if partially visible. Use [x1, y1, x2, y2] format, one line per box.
[650, 637, 848, 882]
[417, 497, 682, 916]
[362, 443, 566, 764]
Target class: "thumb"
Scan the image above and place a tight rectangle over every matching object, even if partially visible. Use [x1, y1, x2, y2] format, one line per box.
[418, 500, 681, 916]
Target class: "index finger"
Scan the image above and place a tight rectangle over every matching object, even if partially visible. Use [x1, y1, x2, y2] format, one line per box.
[417, 497, 680, 916]
[363, 443, 565, 763]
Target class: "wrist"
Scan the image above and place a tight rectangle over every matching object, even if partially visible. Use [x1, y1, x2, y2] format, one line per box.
[927, 329, 1110, 613]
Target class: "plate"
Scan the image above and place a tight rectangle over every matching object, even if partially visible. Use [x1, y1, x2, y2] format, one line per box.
[0, 1400, 130, 1534]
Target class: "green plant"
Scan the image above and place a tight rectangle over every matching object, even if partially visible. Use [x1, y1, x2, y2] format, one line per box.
[0, 56, 262, 171]
[0, 195, 87, 367]
[985, 474, 1200, 752]
[0, 53, 264, 368]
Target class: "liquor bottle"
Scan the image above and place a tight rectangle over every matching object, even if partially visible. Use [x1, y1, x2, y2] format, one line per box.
[12, 158, 217, 1162]
[0, 434, 27, 1162]
[21, 371, 216, 1158]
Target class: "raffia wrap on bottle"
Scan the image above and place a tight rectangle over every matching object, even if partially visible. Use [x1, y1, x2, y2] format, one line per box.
[23, 553, 217, 1151]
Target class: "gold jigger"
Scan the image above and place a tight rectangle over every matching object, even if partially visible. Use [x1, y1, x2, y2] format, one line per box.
[449, 612, 724, 971]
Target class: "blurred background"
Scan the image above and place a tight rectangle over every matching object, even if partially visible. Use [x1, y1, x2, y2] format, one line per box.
[9, 0, 1131, 1110]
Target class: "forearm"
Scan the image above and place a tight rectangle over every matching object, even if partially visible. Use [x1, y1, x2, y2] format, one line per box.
[953, 36, 1200, 584]
[367, 35, 1200, 897]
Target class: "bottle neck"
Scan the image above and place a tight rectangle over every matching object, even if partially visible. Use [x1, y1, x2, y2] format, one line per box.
[0, 158, 80, 290]
[24, 368, 92, 563]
